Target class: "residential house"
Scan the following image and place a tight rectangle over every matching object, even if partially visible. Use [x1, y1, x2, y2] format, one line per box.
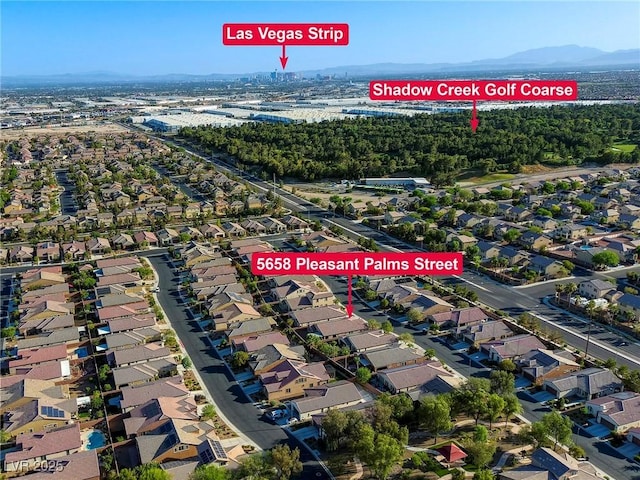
[586, 391, 640, 432]
[111, 233, 135, 250]
[462, 321, 514, 345]
[362, 346, 426, 372]
[308, 316, 368, 340]
[112, 358, 178, 389]
[517, 349, 580, 384]
[85, 237, 111, 255]
[199, 223, 226, 240]
[544, 368, 623, 400]
[529, 256, 565, 277]
[260, 217, 287, 233]
[343, 330, 398, 353]
[259, 359, 330, 402]
[227, 318, 276, 342]
[35, 242, 61, 262]
[9, 344, 69, 375]
[554, 224, 590, 241]
[480, 334, 546, 363]
[476, 241, 500, 261]
[519, 232, 553, 251]
[531, 216, 559, 232]
[4, 424, 82, 473]
[61, 241, 86, 261]
[134, 230, 159, 247]
[290, 381, 364, 421]
[574, 247, 621, 269]
[428, 307, 490, 333]
[232, 331, 290, 353]
[210, 303, 262, 331]
[119, 376, 190, 412]
[249, 343, 306, 376]
[106, 342, 171, 368]
[498, 447, 599, 480]
[156, 228, 180, 246]
[616, 293, 640, 320]
[291, 306, 346, 328]
[578, 279, 616, 299]
[378, 360, 459, 395]
[617, 214, 640, 230]
[9, 245, 34, 263]
[497, 246, 529, 267]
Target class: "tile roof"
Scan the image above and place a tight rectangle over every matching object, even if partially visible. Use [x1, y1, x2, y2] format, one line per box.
[120, 376, 190, 410]
[363, 346, 425, 370]
[291, 380, 363, 414]
[4, 424, 81, 465]
[379, 361, 455, 392]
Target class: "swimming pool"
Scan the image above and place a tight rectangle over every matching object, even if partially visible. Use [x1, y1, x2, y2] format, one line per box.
[86, 430, 106, 450]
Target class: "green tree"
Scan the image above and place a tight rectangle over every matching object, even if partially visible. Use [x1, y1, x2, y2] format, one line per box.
[452, 378, 490, 424]
[355, 367, 372, 384]
[376, 393, 414, 422]
[0, 327, 16, 341]
[464, 439, 497, 469]
[473, 470, 495, 480]
[91, 390, 103, 411]
[0, 430, 11, 443]
[474, 425, 489, 443]
[407, 308, 424, 324]
[485, 394, 505, 429]
[381, 320, 393, 333]
[231, 351, 250, 369]
[270, 444, 303, 480]
[368, 319, 381, 330]
[592, 250, 620, 268]
[490, 370, 515, 396]
[182, 356, 192, 369]
[235, 453, 274, 480]
[189, 464, 231, 480]
[98, 364, 111, 383]
[498, 359, 516, 372]
[502, 395, 523, 427]
[357, 429, 404, 480]
[321, 409, 348, 452]
[201, 404, 216, 421]
[540, 411, 573, 450]
[418, 395, 453, 444]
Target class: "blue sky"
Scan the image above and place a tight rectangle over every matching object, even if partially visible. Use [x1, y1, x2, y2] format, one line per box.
[2, 1, 639, 76]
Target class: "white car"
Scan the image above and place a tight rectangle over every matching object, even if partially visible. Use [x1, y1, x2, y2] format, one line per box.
[151, 287, 160, 293]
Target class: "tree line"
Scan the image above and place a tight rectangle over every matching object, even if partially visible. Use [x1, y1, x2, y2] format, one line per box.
[180, 104, 640, 185]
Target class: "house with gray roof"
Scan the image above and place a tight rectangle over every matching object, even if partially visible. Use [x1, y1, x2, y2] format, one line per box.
[480, 334, 545, 363]
[517, 349, 580, 383]
[361, 346, 426, 372]
[578, 279, 616, 299]
[543, 367, 623, 400]
[499, 447, 599, 480]
[461, 320, 513, 344]
[290, 381, 364, 421]
[586, 391, 640, 432]
[377, 360, 460, 395]
[343, 330, 398, 353]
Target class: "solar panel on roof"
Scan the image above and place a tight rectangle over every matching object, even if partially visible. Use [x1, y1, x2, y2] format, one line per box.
[211, 440, 228, 459]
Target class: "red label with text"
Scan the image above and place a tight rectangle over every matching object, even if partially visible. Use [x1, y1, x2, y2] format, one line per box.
[369, 80, 578, 101]
[223, 23, 349, 46]
[251, 252, 462, 276]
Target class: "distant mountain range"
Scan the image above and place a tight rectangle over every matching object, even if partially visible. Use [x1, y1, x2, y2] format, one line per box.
[4, 45, 639, 86]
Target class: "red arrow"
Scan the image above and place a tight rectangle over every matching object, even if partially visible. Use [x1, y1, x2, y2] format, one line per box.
[279, 45, 288, 70]
[346, 274, 354, 318]
[470, 100, 479, 133]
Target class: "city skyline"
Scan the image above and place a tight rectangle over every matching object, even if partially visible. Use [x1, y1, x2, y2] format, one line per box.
[2, 1, 639, 76]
